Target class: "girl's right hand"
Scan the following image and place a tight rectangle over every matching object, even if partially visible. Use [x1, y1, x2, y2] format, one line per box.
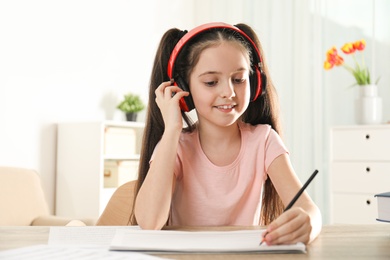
[155, 81, 189, 132]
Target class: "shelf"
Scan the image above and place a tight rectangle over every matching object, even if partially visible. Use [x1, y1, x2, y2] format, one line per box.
[56, 121, 144, 219]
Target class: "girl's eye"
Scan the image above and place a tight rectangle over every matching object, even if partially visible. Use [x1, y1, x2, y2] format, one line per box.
[204, 81, 218, 87]
[233, 78, 245, 84]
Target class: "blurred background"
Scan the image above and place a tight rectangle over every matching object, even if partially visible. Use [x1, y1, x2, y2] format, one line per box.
[1, 0, 389, 224]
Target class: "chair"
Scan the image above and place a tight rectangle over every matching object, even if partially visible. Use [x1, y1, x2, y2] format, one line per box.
[0, 166, 95, 226]
[96, 180, 136, 225]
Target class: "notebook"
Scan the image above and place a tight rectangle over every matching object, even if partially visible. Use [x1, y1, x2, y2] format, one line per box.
[109, 229, 306, 253]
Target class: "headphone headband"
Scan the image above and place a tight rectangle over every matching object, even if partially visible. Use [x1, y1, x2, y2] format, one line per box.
[168, 22, 263, 77]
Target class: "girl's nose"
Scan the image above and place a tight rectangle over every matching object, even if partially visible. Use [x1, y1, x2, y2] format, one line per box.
[220, 80, 235, 98]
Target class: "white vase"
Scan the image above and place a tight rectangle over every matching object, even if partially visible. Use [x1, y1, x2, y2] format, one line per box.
[355, 84, 382, 125]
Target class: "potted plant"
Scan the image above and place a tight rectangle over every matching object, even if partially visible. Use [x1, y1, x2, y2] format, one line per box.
[117, 93, 145, 121]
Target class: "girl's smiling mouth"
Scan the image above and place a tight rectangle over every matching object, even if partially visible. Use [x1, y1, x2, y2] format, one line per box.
[215, 104, 236, 110]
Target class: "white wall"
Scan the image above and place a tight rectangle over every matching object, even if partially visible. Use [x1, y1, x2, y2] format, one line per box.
[1, 0, 389, 223]
[0, 0, 195, 212]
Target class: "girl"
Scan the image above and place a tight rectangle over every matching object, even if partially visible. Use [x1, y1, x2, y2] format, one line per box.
[134, 22, 322, 245]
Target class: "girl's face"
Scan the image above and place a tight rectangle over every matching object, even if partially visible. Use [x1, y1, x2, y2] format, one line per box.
[189, 42, 251, 128]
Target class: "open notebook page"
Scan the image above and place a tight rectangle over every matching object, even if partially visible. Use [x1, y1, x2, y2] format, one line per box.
[110, 229, 306, 253]
[49, 226, 141, 247]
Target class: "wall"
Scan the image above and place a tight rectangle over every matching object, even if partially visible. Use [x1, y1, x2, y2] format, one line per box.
[0, 0, 195, 212]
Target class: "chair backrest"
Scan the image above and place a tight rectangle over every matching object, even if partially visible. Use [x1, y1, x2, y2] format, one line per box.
[96, 180, 137, 226]
[0, 166, 50, 225]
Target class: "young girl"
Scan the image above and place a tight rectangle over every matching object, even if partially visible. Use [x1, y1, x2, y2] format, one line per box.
[134, 22, 322, 245]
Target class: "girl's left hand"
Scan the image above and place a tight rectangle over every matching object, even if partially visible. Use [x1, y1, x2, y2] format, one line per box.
[261, 207, 312, 245]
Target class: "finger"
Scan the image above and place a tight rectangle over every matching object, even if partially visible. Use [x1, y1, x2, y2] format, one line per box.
[271, 222, 310, 245]
[262, 209, 301, 242]
[171, 89, 190, 101]
[154, 82, 189, 111]
[155, 81, 174, 95]
[265, 212, 311, 245]
[266, 209, 298, 233]
[156, 84, 188, 101]
[164, 86, 188, 99]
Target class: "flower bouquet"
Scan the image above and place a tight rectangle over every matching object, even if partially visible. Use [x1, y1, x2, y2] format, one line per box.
[324, 39, 378, 87]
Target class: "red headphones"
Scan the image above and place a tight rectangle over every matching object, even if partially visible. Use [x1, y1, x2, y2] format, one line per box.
[167, 22, 267, 112]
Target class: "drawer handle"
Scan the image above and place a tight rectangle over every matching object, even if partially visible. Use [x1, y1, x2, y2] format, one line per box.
[366, 167, 370, 173]
[365, 134, 370, 140]
[104, 170, 112, 177]
[366, 199, 371, 205]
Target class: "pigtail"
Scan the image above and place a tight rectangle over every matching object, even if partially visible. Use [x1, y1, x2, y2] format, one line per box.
[235, 23, 284, 225]
[130, 28, 183, 224]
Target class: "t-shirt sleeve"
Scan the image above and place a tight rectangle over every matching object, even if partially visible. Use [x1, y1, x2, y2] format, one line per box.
[264, 129, 289, 171]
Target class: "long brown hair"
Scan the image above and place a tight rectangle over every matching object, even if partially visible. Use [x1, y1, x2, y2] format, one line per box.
[131, 23, 283, 225]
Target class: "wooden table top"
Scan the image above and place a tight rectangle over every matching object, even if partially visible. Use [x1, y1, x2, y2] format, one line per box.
[0, 224, 389, 259]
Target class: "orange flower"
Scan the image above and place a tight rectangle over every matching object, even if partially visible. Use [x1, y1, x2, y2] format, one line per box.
[323, 39, 373, 86]
[323, 47, 344, 70]
[323, 61, 333, 70]
[341, 42, 356, 54]
[353, 39, 366, 51]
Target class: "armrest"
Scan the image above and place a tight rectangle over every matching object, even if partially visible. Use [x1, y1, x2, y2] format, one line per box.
[31, 215, 97, 226]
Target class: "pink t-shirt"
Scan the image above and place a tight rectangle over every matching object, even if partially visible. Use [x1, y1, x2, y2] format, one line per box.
[154, 122, 288, 226]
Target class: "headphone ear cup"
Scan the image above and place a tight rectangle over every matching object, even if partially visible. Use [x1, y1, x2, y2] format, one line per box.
[250, 67, 267, 101]
[260, 72, 267, 96]
[249, 73, 258, 101]
[176, 76, 195, 112]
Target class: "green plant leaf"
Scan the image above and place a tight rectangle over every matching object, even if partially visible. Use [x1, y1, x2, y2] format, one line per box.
[117, 93, 145, 113]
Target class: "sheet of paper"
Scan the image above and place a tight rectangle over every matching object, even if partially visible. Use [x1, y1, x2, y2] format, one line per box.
[0, 244, 164, 260]
[110, 229, 306, 253]
[48, 226, 141, 247]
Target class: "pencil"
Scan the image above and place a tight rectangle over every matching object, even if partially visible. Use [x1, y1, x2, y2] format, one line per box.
[259, 169, 319, 245]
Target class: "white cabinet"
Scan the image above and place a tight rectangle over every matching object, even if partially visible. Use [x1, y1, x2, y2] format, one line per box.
[330, 125, 390, 224]
[56, 121, 144, 219]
